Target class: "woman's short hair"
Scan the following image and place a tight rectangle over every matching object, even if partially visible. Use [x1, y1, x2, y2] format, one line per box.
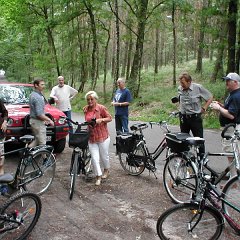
[85, 90, 99, 100]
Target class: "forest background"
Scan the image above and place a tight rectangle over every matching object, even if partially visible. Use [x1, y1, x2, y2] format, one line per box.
[0, 0, 239, 129]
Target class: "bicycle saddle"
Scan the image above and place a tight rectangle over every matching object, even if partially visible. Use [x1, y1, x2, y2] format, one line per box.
[186, 137, 205, 146]
[0, 173, 14, 183]
[19, 135, 35, 143]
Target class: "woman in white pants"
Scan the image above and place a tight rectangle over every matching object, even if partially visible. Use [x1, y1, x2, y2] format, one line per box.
[83, 91, 112, 186]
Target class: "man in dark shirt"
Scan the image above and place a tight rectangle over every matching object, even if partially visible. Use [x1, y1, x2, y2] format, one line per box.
[29, 78, 54, 148]
[211, 72, 240, 177]
[0, 100, 8, 175]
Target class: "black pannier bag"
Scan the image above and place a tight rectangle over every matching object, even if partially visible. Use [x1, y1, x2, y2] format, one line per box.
[116, 133, 141, 153]
[165, 132, 191, 153]
[69, 125, 90, 149]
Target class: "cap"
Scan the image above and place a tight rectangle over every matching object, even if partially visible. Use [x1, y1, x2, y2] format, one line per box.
[222, 72, 240, 82]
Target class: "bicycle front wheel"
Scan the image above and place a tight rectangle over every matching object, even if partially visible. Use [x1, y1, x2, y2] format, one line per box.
[163, 154, 197, 203]
[156, 203, 223, 240]
[21, 150, 56, 195]
[222, 175, 240, 234]
[0, 192, 42, 240]
[69, 151, 79, 200]
[118, 144, 146, 176]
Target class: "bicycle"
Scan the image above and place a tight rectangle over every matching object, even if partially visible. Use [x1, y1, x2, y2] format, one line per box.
[67, 118, 95, 200]
[0, 135, 56, 195]
[156, 128, 240, 239]
[0, 173, 42, 240]
[116, 112, 190, 177]
[163, 123, 239, 204]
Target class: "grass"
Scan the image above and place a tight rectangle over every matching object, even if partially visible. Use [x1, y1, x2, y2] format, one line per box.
[70, 59, 227, 129]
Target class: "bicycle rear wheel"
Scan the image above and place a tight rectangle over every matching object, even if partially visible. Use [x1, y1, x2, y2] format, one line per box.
[21, 149, 56, 195]
[156, 203, 223, 240]
[69, 151, 79, 200]
[118, 144, 145, 176]
[0, 191, 42, 240]
[82, 147, 93, 179]
[163, 154, 197, 203]
[222, 175, 240, 234]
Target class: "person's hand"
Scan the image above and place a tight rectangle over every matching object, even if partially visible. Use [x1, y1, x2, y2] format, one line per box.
[1, 120, 7, 132]
[45, 119, 54, 126]
[210, 101, 220, 110]
[111, 101, 115, 106]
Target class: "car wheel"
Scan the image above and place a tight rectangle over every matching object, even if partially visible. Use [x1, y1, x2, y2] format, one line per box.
[53, 137, 66, 153]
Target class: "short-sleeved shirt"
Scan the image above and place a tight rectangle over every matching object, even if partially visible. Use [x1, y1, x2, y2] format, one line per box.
[29, 90, 45, 118]
[219, 88, 240, 126]
[178, 83, 212, 114]
[113, 88, 132, 116]
[84, 104, 112, 143]
[50, 85, 78, 111]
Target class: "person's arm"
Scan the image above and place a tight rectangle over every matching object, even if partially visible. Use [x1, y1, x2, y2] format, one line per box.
[201, 96, 213, 113]
[69, 87, 78, 100]
[0, 101, 8, 132]
[211, 101, 235, 120]
[96, 106, 112, 124]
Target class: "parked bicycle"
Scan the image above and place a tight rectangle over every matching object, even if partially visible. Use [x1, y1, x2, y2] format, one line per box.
[156, 125, 240, 239]
[0, 135, 56, 195]
[163, 123, 239, 204]
[116, 112, 189, 177]
[67, 118, 95, 200]
[0, 173, 42, 240]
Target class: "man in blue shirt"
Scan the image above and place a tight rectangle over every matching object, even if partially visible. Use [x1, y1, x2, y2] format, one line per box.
[111, 78, 132, 134]
[211, 72, 240, 178]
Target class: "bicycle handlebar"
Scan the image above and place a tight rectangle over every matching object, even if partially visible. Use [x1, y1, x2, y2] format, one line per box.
[65, 117, 96, 127]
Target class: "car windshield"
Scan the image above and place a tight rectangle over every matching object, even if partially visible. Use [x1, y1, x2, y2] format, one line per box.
[0, 85, 33, 104]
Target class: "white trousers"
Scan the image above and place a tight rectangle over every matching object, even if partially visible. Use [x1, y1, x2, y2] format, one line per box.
[88, 136, 110, 177]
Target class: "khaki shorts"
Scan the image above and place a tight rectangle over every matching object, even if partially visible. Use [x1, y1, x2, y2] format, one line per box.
[29, 118, 46, 147]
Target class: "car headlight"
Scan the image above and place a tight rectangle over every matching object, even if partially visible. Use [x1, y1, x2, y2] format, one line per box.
[7, 118, 14, 126]
[58, 116, 66, 125]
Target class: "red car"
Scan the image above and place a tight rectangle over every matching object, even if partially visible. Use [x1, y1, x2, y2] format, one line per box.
[0, 82, 69, 153]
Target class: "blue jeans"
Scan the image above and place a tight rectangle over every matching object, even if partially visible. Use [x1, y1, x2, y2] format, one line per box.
[64, 111, 73, 133]
[115, 115, 129, 134]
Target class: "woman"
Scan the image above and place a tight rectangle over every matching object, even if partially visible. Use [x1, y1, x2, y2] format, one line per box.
[83, 91, 112, 186]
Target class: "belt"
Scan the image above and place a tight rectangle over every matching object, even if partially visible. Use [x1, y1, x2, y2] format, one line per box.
[181, 113, 201, 119]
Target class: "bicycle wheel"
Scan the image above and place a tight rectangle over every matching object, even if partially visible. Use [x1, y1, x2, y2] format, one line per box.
[222, 175, 240, 234]
[21, 149, 56, 195]
[118, 144, 146, 176]
[0, 191, 42, 240]
[156, 203, 223, 240]
[163, 154, 197, 203]
[69, 151, 79, 200]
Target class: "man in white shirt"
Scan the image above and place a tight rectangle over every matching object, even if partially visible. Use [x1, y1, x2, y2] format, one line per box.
[50, 76, 78, 132]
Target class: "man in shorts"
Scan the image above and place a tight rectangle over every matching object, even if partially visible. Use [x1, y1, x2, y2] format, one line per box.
[211, 72, 240, 177]
[29, 78, 54, 148]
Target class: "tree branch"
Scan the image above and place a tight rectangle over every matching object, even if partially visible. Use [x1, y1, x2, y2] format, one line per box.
[123, 0, 137, 17]
[146, 1, 165, 20]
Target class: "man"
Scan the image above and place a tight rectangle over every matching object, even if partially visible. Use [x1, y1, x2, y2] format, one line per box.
[177, 72, 213, 155]
[211, 72, 240, 177]
[50, 76, 78, 131]
[0, 100, 8, 175]
[29, 78, 54, 148]
[111, 78, 132, 134]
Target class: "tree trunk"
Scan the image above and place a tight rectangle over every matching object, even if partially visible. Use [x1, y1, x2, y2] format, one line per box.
[154, 28, 159, 74]
[129, 0, 148, 98]
[227, 0, 237, 73]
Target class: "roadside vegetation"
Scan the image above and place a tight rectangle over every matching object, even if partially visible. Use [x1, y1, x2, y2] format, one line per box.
[71, 59, 226, 130]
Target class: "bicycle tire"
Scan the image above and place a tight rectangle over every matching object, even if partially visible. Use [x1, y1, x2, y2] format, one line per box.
[21, 149, 56, 195]
[163, 154, 197, 204]
[222, 175, 240, 234]
[156, 202, 223, 240]
[69, 151, 79, 200]
[118, 144, 146, 176]
[0, 191, 42, 240]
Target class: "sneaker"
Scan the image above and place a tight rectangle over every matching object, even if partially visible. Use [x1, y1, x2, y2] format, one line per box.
[95, 178, 101, 186]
